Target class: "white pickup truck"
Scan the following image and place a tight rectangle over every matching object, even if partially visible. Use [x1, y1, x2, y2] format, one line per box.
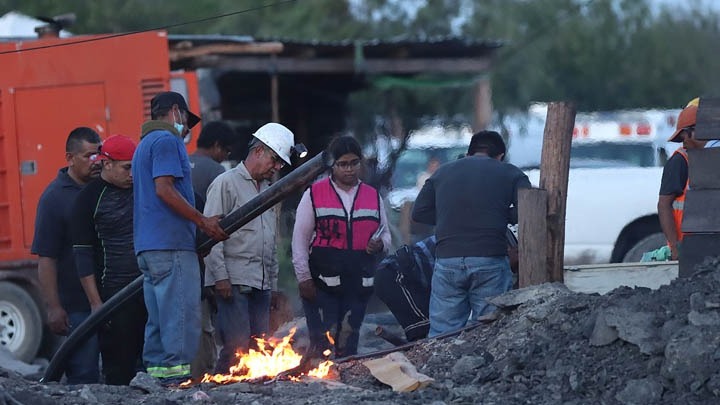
[386, 106, 681, 264]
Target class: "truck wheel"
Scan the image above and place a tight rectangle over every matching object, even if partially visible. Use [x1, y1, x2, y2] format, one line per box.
[622, 233, 667, 262]
[0, 282, 43, 362]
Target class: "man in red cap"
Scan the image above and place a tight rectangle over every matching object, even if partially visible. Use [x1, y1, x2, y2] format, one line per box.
[658, 102, 707, 260]
[70, 134, 146, 385]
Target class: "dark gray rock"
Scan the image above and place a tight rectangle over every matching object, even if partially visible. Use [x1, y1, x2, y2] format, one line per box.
[0, 347, 41, 376]
[589, 311, 619, 346]
[603, 307, 663, 355]
[79, 385, 99, 403]
[488, 282, 570, 308]
[705, 374, 720, 397]
[451, 355, 488, 382]
[615, 378, 663, 405]
[662, 325, 720, 390]
[688, 310, 720, 326]
[690, 292, 706, 311]
[129, 372, 164, 394]
[660, 318, 685, 342]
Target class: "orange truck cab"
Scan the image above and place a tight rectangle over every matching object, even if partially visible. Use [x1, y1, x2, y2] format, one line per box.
[0, 31, 199, 361]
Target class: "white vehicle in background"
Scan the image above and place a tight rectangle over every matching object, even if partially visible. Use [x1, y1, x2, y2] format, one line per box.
[387, 105, 681, 264]
[384, 125, 472, 245]
[518, 105, 681, 263]
[386, 125, 472, 210]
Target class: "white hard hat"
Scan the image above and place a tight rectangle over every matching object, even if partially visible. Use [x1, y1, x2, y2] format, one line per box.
[252, 123, 295, 165]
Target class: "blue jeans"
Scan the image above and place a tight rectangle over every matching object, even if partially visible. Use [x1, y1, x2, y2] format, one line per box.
[429, 256, 512, 337]
[137, 250, 201, 378]
[302, 288, 369, 358]
[214, 286, 271, 374]
[66, 311, 100, 384]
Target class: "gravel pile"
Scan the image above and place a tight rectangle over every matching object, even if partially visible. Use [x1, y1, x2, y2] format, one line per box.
[3, 259, 720, 404]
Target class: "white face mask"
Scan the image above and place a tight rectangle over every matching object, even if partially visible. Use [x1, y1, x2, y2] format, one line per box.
[173, 110, 185, 135]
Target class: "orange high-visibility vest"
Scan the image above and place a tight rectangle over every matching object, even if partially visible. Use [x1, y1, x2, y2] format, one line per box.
[671, 148, 689, 242]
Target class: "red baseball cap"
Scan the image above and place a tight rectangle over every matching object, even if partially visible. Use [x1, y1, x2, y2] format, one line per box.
[97, 135, 137, 161]
[668, 105, 698, 142]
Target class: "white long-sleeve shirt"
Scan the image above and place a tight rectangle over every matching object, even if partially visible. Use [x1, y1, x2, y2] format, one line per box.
[291, 179, 391, 283]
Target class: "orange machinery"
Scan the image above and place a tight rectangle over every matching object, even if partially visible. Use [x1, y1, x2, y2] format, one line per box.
[0, 30, 200, 265]
[0, 30, 200, 361]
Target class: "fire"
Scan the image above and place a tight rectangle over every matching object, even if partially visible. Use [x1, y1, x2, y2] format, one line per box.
[307, 360, 333, 378]
[200, 327, 334, 384]
[325, 331, 335, 345]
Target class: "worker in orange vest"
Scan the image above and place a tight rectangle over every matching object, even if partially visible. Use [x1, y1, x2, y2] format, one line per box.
[658, 99, 706, 260]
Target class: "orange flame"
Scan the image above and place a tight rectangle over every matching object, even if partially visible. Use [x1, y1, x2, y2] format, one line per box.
[307, 360, 333, 378]
[200, 327, 333, 384]
[325, 331, 335, 345]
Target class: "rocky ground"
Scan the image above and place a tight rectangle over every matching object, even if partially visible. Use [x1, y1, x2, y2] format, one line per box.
[4, 258, 720, 404]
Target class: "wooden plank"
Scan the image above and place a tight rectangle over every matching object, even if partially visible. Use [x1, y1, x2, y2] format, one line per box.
[271, 54, 279, 123]
[695, 96, 720, 141]
[539, 102, 576, 282]
[188, 56, 492, 74]
[564, 262, 678, 295]
[169, 42, 284, 61]
[519, 187, 548, 287]
[688, 148, 720, 189]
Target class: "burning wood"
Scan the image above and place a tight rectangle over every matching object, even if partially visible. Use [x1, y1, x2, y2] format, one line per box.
[200, 327, 334, 385]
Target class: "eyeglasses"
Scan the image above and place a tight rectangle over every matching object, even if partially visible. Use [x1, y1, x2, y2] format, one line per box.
[334, 159, 361, 169]
[265, 148, 285, 168]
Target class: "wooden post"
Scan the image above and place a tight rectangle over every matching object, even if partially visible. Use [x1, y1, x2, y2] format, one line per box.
[519, 188, 549, 287]
[271, 54, 279, 122]
[538, 102, 576, 282]
[473, 77, 492, 131]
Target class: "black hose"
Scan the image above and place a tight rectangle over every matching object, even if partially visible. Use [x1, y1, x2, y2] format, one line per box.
[42, 151, 332, 383]
[197, 151, 333, 255]
[334, 320, 489, 364]
[40, 276, 143, 382]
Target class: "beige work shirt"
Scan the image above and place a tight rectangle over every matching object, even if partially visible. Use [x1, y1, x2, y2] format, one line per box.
[203, 162, 278, 290]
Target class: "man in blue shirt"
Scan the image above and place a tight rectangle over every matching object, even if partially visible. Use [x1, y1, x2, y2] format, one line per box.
[132, 91, 227, 385]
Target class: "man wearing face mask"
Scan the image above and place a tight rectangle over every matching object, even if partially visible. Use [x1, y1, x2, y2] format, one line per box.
[203, 123, 294, 374]
[133, 91, 228, 386]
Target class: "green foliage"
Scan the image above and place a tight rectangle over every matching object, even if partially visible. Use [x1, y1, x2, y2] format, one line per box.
[462, 0, 720, 111]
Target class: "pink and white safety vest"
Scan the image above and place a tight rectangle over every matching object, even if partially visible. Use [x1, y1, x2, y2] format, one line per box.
[308, 178, 380, 293]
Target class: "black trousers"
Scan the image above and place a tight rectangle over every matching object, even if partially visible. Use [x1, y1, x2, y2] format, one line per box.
[374, 265, 431, 341]
[99, 287, 148, 385]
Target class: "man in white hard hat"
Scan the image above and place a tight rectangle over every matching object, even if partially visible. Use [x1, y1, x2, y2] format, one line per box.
[203, 122, 294, 373]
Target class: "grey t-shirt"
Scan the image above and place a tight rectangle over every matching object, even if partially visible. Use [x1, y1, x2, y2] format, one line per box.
[189, 153, 225, 204]
[412, 155, 531, 258]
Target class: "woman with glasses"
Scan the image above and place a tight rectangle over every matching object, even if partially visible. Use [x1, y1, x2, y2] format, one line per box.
[292, 136, 391, 358]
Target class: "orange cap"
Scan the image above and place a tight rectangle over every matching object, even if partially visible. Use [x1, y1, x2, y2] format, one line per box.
[668, 105, 697, 142]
